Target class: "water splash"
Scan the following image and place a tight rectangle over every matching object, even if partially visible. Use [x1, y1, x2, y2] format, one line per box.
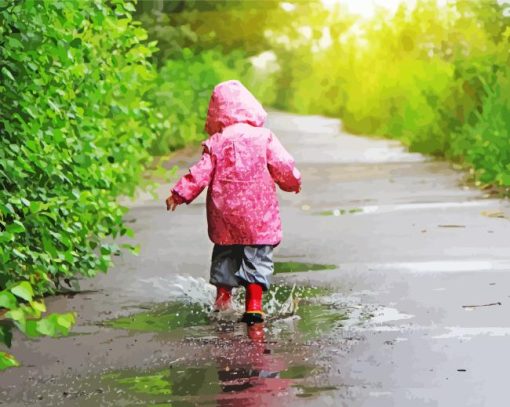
[170, 275, 216, 308]
[168, 275, 328, 319]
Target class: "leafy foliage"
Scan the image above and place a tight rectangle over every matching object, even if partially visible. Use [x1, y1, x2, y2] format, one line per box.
[0, 283, 76, 370]
[0, 0, 158, 295]
[135, 0, 293, 65]
[0, 352, 19, 370]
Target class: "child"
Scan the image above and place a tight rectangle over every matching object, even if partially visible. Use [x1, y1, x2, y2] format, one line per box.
[165, 80, 301, 324]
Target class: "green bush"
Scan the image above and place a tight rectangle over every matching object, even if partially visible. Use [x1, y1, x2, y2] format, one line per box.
[0, 0, 158, 295]
[452, 68, 510, 186]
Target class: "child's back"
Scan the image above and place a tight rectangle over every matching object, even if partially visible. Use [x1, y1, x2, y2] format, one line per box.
[170, 80, 301, 246]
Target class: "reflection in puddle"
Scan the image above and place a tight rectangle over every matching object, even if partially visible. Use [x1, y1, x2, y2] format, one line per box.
[279, 364, 316, 379]
[104, 302, 210, 332]
[274, 261, 337, 274]
[99, 362, 277, 404]
[294, 384, 338, 398]
[97, 365, 339, 405]
[89, 325, 327, 406]
[88, 284, 348, 405]
[292, 303, 347, 339]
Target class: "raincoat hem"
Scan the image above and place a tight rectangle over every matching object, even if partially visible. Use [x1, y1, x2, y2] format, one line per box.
[209, 238, 282, 246]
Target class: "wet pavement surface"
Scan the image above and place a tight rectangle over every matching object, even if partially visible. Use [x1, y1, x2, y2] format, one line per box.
[2, 111, 510, 406]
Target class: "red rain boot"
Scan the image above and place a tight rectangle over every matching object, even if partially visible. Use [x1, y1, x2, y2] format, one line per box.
[241, 283, 264, 324]
[214, 285, 232, 312]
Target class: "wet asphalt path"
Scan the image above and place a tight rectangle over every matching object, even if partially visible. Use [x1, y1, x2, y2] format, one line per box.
[2, 111, 510, 406]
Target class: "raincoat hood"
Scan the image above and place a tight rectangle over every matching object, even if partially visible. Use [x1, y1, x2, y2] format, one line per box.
[205, 80, 267, 136]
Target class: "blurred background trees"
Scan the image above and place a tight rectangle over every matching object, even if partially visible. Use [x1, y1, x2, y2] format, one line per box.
[134, 0, 288, 64]
[137, 0, 510, 190]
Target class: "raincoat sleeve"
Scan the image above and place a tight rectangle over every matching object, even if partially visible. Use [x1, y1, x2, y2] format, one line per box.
[170, 141, 215, 204]
[267, 131, 301, 193]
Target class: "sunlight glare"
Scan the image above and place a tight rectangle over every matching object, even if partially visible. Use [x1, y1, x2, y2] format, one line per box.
[322, 0, 416, 18]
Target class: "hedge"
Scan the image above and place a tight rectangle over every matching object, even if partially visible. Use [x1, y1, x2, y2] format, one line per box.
[0, 0, 159, 295]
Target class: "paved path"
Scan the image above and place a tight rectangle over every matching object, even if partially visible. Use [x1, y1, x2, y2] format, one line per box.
[2, 111, 510, 406]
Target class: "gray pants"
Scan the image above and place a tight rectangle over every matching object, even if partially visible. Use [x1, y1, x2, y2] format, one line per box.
[209, 245, 274, 291]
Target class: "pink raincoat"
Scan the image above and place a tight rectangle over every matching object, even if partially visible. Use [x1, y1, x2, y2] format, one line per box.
[170, 80, 301, 245]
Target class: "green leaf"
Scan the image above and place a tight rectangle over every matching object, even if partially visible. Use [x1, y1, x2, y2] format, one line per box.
[12, 249, 26, 260]
[5, 308, 26, 333]
[34, 318, 56, 337]
[1, 67, 15, 81]
[57, 313, 75, 329]
[42, 236, 58, 259]
[124, 227, 135, 238]
[35, 312, 75, 337]
[10, 282, 34, 302]
[124, 2, 136, 12]
[0, 291, 18, 309]
[5, 308, 24, 323]
[24, 320, 40, 338]
[29, 201, 42, 214]
[6, 221, 25, 235]
[30, 301, 46, 313]
[69, 38, 82, 48]
[0, 352, 19, 371]
[0, 232, 13, 244]
[0, 325, 13, 348]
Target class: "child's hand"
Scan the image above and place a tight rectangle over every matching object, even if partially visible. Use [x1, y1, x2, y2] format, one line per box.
[165, 195, 179, 211]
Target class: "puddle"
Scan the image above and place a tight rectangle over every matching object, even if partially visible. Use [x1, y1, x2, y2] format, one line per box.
[433, 327, 510, 339]
[364, 306, 414, 325]
[294, 384, 338, 398]
[102, 283, 347, 341]
[274, 261, 337, 274]
[481, 210, 509, 220]
[318, 200, 499, 216]
[369, 260, 510, 273]
[319, 208, 364, 216]
[101, 366, 222, 399]
[279, 364, 316, 379]
[47, 278, 370, 406]
[84, 281, 350, 405]
[104, 302, 210, 332]
[291, 303, 347, 339]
